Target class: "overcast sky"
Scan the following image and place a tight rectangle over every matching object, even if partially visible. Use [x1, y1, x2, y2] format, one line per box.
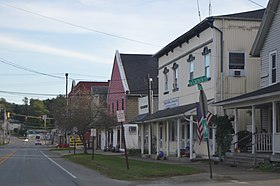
[0, 0, 269, 104]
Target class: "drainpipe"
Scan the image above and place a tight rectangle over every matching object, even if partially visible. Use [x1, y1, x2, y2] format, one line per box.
[207, 18, 224, 102]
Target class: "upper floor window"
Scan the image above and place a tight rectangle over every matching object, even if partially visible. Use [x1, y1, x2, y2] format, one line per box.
[229, 52, 245, 69]
[111, 102, 114, 115]
[121, 98, 124, 110]
[116, 100, 119, 111]
[187, 54, 195, 80]
[202, 47, 211, 78]
[269, 51, 277, 84]
[172, 63, 179, 91]
[163, 67, 169, 93]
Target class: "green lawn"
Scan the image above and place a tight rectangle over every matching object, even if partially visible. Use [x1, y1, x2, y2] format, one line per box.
[64, 154, 203, 181]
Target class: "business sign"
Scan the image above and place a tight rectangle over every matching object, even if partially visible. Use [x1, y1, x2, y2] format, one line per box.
[163, 97, 179, 109]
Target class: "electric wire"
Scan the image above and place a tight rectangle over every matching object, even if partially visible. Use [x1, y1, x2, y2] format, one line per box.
[0, 1, 161, 48]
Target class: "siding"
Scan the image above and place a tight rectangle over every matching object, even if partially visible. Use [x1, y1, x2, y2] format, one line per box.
[261, 2, 280, 87]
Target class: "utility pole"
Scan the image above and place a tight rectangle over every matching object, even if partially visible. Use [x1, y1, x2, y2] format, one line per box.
[65, 73, 69, 145]
[147, 74, 153, 155]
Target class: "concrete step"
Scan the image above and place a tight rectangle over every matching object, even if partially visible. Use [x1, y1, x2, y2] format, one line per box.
[223, 153, 269, 168]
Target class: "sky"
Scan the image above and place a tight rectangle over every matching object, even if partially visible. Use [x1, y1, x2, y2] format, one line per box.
[0, 0, 269, 104]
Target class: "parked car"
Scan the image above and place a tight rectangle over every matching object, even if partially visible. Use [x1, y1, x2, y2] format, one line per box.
[22, 138, 29, 142]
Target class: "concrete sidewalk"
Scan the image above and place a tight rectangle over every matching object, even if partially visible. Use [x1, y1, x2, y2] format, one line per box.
[49, 148, 280, 184]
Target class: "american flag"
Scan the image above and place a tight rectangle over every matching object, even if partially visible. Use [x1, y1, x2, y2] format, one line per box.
[196, 103, 213, 144]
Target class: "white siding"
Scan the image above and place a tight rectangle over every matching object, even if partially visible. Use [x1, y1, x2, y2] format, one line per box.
[261, 2, 280, 87]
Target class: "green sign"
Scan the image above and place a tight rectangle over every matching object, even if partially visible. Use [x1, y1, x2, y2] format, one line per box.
[202, 118, 208, 138]
[188, 76, 208, 86]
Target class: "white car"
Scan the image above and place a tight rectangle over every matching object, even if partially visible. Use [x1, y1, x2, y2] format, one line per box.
[23, 138, 29, 142]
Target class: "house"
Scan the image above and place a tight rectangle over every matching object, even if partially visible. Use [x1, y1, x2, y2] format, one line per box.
[215, 0, 280, 161]
[136, 9, 265, 159]
[68, 81, 109, 149]
[104, 50, 158, 151]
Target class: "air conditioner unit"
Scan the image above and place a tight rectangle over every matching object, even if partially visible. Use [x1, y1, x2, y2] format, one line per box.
[234, 70, 241, 76]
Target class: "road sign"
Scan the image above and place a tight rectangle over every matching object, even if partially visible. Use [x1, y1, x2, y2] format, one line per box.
[116, 110, 125, 122]
[90, 128, 96, 137]
[188, 76, 208, 86]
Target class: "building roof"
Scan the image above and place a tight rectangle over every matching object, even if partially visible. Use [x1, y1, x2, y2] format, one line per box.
[214, 82, 280, 107]
[130, 102, 197, 123]
[69, 81, 109, 96]
[120, 53, 158, 95]
[154, 9, 265, 59]
[251, 0, 279, 57]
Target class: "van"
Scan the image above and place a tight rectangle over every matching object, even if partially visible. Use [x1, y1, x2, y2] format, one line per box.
[35, 135, 41, 145]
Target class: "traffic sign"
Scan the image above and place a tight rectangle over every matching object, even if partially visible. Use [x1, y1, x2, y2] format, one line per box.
[188, 76, 208, 86]
[116, 110, 125, 122]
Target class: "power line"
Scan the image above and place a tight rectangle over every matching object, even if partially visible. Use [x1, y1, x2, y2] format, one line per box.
[247, 0, 266, 8]
[0, 90, 59, 97]
[0, 1, 161, 48]
[0, 57, 64, 79]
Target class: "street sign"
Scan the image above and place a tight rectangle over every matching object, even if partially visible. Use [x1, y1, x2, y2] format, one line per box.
[188, 76, 208, 86]
[116, 110, 125, 122]
[90, 128, 96, 137]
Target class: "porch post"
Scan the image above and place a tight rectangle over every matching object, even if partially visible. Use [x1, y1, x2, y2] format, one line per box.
[234, 108, 238, 150]
[177, 119, 181, 158]
[166, 121, 169, 156]
[252, 106, 256, 154]
[119, 126, 122, 149]
[272, 101, 276, 155]
[190, 115, 194, 160]
[185, 122, 188, 147]
[141, 124, 144, 155]
[148, 123, 151, 155]
[156, 122, 160, 156]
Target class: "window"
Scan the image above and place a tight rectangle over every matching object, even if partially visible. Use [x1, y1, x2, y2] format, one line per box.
[269, 51, 277, 84]
[229, 52, 245, 69]
[189, 62, 194, 80]
[187, 54, 195, 80]
[202, 47, 211, 78]
[170, 121, 177, 141]
[172, 63, 179, 91]
[111, 102, 114, 115]
[129, 126, 137, 134]
[116, 100, 119, 111]
[121, 98, 124, 110]
[163, 67, 169, 93]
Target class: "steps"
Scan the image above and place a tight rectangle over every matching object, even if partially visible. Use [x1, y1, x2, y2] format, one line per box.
[223, 152, 270, 167]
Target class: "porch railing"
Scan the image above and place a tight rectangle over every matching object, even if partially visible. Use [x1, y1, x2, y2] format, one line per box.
[255, 133, 272, 152]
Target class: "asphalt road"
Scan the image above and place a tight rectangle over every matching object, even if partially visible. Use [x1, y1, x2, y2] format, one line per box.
[1, 136, 280, 186]
[0, 136, 130, 186]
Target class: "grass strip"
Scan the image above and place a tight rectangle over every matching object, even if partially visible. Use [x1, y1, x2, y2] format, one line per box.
[64, 153, 202, 181]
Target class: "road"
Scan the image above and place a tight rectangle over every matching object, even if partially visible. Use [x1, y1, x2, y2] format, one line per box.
[0, 136, 130, 186]
[1, 136, 280, 186]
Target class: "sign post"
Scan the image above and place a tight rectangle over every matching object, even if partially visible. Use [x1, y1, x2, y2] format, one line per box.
[116, 110, 129, 170]
[91, 128, 96, 160]
[189, 76, 212, 179]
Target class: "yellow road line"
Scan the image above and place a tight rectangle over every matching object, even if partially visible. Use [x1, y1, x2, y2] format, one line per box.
[0, 151, 16, 165]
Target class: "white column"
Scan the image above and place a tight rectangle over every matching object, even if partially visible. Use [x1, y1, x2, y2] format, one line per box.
[234, 108, 238, 149]
[252, 106, 256, 154]
[272, 101, 276, 155]
[156, 122, 160, 156]
[177, 119, 181, 158]
[141, 124, 144, 155]
[185, 123, 188, 147]
[190, 115, 194, 160]
[148, 123, 151, 155]
[120, 126, 122, 149]
[166, 121, 169, 156]
[212, 125, 216, 155]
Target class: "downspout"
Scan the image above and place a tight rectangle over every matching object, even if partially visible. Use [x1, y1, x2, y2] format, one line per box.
[207, 18, 224, 102]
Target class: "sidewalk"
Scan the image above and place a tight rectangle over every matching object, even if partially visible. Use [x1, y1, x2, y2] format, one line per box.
[50, 148, 280, 183]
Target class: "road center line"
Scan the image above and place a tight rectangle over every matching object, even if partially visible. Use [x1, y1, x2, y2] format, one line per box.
[40, 151, 77, 179]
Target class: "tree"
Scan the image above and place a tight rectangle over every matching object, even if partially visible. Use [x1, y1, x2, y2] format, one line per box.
[213, 114, 234, 161]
